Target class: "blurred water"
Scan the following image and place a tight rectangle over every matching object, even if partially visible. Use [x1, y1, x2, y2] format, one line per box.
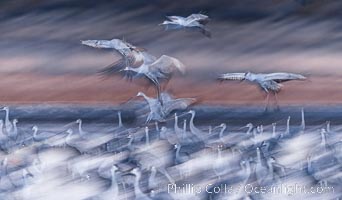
[0, 105, 341, 199]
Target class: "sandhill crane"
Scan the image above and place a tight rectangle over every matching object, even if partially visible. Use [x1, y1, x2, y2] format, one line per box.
[136, 92, 195, 123]
[130, 168, 151, 200]
[32, 126, 57, 142]
[218, 72, 306, 110]
[81, 38, 142, 60]
[122, 53, 186, 102]
[1, 107, 14, 135]
[81, 38, 145, 81]
[159, 13, 211, 37]
[83, 39, 185, 102]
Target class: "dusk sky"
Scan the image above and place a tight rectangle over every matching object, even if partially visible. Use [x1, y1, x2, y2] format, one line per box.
[1, 0, 342, 105]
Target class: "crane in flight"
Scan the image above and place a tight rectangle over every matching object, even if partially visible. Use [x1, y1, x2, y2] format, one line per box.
[81, 38, 185, 104]
[218, 72, 306, 110]
[81, 38, 144, 77]
[159, 13, 211, 37]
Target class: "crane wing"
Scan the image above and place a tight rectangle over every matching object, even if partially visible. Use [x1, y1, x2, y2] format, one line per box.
[141, 52, 157, 64]
[98, 54, 140, 82]
[263, 73, 306, 83]
[166, 16, 183, 22]
[98, 59, 127, 76]
[186, 14, 210, 25]
[160, 92, 174, 102]
[149, 55, 186, 75]
[81, 39, 130, 50]
[218, 73, 246, 81]
[163, 98, 196, 115]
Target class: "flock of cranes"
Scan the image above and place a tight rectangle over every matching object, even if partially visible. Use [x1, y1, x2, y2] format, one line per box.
[0, 106, 341, 199]
[1, 12, 339, 200]
[82, 13, 307, 116]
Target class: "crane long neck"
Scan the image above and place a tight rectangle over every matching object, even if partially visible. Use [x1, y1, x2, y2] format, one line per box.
[252, 128, 257, 138]
[259, 126, 263, 135]
[118, 112, 123, 128]
[301, 109, 305, 131]
[189, 112, 200, 134]
[12, 121, 18, 137]
[247, 126, 252, 135]
[4, 110, 12, 133]
[285, 117, 290, 135]
[321, 131, 326, 148]
[149, 168, 156, 188]
[5, 109, 10, 125]
[267, 160, 273, 174]
[219, 126, 226, 140]
[145, 129, 150, 146]
[182, 120, 187, 139]
[155, 122, 159, 132]
[78, 121, 83, 136]
[176, 145, 181, 159]
[111, 170, 119, 195]
[257, 148, 261, 162]
[272, 125, 276, 138]
[174, 115, 180, 132]
[128, 136, 134, 148]
[0, 122, 4, 136]
[141, 93, 149, 101]
[33, 128, 38, 138]
[1, 159, 8, 175]
[134, 172, 144, 197]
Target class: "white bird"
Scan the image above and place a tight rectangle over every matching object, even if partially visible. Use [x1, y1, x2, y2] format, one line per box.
[187, 110, 206, 141]
[85, 38, 185, 102]
[0, 120, 9, 149]
[123, 53, 186, 102]
[7, 119, 18, 140]
[159, 13, 211, 37]
[75, 119, 92, 139]
[173, 113, 183, 138]
[82, 38, 146, 82]
[81, 38, 142, 62]
[137, 92, 195, 123]
[218, 72, 306, 110]
[65, 129, 112, 154]
[96, 165, 120, 200]
[81, 38, 141, 52]
[130, 168, 152, 200]
[307, 128, 339, 185]
[174, 143, 190, 165]
[32, 125, 57, 142]
[1, 107, 13, 134]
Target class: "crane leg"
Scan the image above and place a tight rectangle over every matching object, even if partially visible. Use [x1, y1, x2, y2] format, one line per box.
[156, 84, 163, 105]
[274, 92, 280, 110]
[264, 93, 270, 112]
